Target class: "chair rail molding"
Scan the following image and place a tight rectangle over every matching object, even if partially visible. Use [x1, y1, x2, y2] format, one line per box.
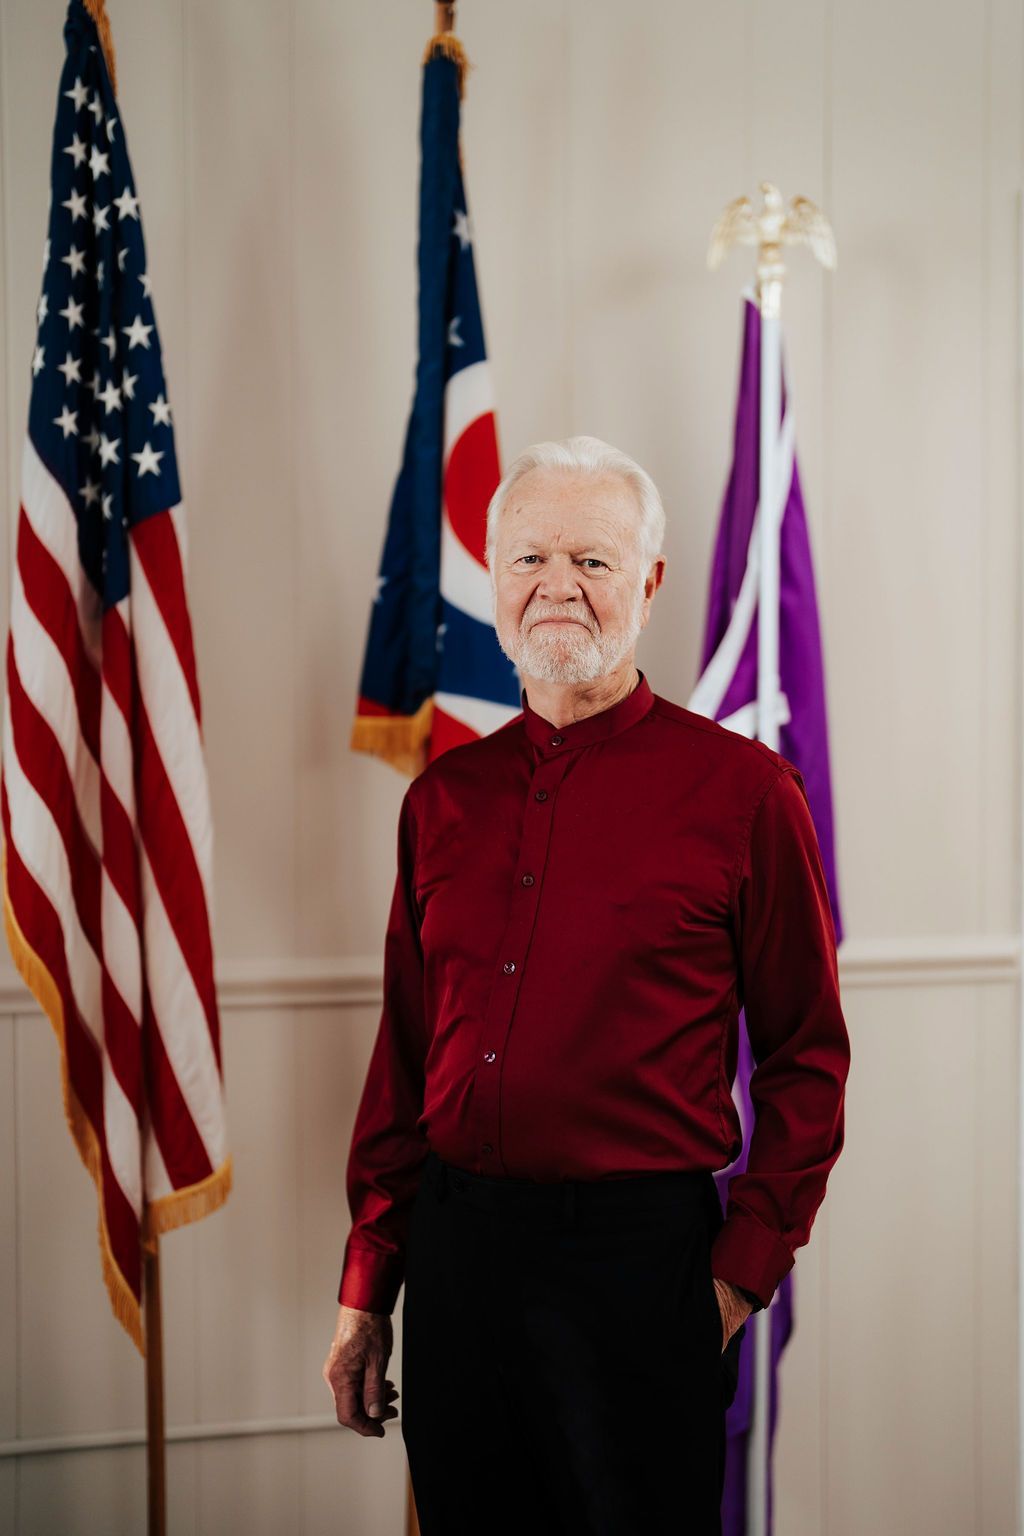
[0, 936, 1017, 1018]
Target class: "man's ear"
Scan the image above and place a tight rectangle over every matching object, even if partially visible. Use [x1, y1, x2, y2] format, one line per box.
[642, 556, 666, 609]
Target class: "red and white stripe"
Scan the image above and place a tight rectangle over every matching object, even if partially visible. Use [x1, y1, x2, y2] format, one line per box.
[1, 435, 229, 1351]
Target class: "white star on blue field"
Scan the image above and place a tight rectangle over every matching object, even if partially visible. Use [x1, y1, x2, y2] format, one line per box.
[29, 4, 181, 607]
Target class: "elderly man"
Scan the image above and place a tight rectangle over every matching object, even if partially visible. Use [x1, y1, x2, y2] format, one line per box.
[323, 436, 850, 1535]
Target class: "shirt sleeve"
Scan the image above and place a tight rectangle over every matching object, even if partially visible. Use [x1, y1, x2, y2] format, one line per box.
[710, 766, 851, 1310]
[337, 785, 430, 1314]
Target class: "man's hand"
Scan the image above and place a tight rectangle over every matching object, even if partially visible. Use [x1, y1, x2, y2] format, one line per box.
[322, 1304, 400, 1438]
[712, 1277, 753, 1353]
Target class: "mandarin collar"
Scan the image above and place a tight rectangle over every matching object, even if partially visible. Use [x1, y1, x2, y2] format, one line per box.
[520, 670, 654, 753]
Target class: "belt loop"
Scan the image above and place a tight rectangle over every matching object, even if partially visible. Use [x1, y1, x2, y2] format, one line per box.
[433, 1158, 450, 1203]
[562, 1180, 577, 1229]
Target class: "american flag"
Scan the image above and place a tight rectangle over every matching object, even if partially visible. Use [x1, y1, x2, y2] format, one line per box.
[350, 33, 520, 777]
[0, 0, 230, 1353]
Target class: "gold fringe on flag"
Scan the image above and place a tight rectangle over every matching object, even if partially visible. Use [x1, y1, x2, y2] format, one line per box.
[350, 695, 434, 779]
[1, 838, 143, 1351]
[145, 1156, 232, 1241]
[1, 837, 233, 1352]
[422, 32, 471, 99]
[81, 0, 118, 97]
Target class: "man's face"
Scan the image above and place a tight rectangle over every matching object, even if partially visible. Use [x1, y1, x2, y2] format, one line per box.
[491, 468, 659, 685]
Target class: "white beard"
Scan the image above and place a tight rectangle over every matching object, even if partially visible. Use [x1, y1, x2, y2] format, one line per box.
[495, 580, 647, 686]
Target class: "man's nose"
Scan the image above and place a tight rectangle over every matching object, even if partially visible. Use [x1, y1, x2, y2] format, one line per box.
[536, 559, 585, 604]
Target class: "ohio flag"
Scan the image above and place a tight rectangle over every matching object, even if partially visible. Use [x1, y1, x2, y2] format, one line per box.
[350, 33, 519, 777]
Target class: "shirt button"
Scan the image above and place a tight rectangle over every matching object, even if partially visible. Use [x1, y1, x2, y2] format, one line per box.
[534, 789, 548, 801]
[550, 734, 563, 747]
[483, 1050, 496, 1063]
[503, 960, 516, 974]
[521, 873, 535, 887]
[482, 1143, 494, 1155]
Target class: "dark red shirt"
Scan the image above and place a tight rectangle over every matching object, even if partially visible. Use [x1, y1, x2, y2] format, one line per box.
[339, 670, 850, 1313]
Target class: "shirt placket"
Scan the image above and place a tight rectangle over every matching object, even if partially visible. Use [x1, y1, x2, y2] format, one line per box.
[469, 733, 575, 1171]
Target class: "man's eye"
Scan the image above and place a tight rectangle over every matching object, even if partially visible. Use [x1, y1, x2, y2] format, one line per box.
[514, 555, 606, 568]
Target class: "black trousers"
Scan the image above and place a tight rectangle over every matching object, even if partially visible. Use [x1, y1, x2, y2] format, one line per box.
[401, 1150, 745, 1536]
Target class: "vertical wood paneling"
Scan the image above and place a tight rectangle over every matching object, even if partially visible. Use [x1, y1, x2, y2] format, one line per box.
[197, 1438, 302, 1536]
[289, 0, 420, 964]
[301, 1427, 408, 1536]
[181, 0, 299, 960]
[981, 0, 1024, 935]
[976, 985, 1020, 1536]
[829, 0, 990, 938]
[825, 986, 980, 1534]
[0, 1460, 15, 1536]
[457, 3, 574, 455]
[17, 1445, 145, 1536]
[194, 1008, 301, 1426]
[14, 1013, 142, 1439]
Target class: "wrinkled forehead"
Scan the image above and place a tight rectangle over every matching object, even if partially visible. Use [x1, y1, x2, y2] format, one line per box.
[499, 469, 643, 554]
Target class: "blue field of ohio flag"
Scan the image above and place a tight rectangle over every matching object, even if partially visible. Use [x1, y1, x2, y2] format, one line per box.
[350, 34, 520, 777]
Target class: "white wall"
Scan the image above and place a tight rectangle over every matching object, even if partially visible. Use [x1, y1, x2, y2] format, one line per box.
[0, 1, 1020, 1532]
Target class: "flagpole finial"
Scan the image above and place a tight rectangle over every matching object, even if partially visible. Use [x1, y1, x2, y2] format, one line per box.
[81, 0, 118, 97]
[707, 183, 836, 318]
[424, 3, 470, 97]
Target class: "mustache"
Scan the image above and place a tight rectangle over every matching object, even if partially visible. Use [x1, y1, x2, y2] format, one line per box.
[526, 611, 594, 631]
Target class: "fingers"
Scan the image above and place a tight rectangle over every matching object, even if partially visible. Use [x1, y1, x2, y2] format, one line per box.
[336, 1379, 385, 1438]
[322, 1348, 400, 1438]
[322, 1310, 398, 1438]
[364, 1365, 385, 1422]
[365, 1379, 400, 1424]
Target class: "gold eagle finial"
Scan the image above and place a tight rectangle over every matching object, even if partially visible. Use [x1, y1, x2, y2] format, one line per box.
[708, 182, 836, 314]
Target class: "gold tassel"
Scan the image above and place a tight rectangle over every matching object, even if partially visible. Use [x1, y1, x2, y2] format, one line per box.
[422, 32, 471, 99]
[80, 0, 118, 97]
[350, 696, 434, 779]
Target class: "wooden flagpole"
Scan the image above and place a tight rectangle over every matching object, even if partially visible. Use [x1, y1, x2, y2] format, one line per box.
[143, 1241, 167, 1536]
[75, 9, 168, 1532]
[403, 9, 459, 1535]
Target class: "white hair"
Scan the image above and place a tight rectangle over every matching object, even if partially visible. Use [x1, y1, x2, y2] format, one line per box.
[484, 435, 666, 578]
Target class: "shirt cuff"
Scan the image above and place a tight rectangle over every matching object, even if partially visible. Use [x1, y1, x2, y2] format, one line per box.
[709, 1209, 795, 1311]
[337, 1243, 405, 1315]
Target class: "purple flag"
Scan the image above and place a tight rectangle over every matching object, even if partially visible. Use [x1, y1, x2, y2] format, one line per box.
[690, 292, 843, 1534]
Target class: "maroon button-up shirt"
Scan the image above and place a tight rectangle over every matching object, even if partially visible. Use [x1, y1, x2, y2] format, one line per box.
[339, 670, 850, 1314]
